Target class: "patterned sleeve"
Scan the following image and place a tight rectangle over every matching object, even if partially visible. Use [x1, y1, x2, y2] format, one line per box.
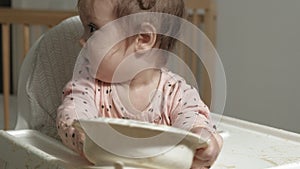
[170, 80, 216, 134]
[56, 63, 99, 155]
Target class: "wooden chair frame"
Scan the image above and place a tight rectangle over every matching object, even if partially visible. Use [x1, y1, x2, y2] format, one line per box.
[0, 0, 216, 131]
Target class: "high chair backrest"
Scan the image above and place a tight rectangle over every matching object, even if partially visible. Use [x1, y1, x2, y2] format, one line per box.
[16, 16, 83, 138]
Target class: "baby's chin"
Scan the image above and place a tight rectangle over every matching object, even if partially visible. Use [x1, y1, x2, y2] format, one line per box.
[96, 73, 131, 84]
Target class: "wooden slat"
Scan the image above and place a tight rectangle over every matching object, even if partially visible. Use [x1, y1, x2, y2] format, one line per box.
[2, 24, 10, 130]
[201, 0, 217, 106]
[0, 8, 77, 26]
[23, 24, 30, 59]
[182, 0, 217, 107]
[191, 9, 200, 77]
[185, 0, 209, 9]
[176, 42, 185, 75]
[204, 0, 217, 45]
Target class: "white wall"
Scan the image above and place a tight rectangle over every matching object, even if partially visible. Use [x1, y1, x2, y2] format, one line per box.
[216, 0, 300, 133]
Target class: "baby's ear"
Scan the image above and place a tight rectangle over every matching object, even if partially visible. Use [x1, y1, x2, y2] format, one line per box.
[135, 22, 157, 53]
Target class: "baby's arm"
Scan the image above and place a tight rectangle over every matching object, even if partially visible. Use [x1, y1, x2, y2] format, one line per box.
[56, 65, 99, 155]
[170, 83, 222, 168]
[171, 84, 214, 132]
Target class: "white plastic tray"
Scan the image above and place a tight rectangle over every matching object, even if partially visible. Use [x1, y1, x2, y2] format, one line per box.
[1, 115, 300, 169]
[0, 130, 94, 169]
[212, 115, 300, 169]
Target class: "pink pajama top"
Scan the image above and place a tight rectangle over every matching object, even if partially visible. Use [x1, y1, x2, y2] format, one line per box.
[56, 66, 215, 155]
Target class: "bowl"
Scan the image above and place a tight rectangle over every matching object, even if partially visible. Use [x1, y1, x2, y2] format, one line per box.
[73, 118, 207, 169]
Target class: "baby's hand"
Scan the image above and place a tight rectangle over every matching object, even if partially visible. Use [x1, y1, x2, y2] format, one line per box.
[190, 127, 223, 169]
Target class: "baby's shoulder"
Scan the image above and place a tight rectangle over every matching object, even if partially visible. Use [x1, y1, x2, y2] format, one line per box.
[160, 68, 194, 90]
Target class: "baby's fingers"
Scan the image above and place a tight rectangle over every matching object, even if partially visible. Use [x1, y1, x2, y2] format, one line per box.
[193, 137, 221, 167]
[191, 156, 211, 169]
[195, 148, 210, 160]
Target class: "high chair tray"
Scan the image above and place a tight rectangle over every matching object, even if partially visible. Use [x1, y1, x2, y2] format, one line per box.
[0, 130, 90, 169]
[0, 130, 143, 169]
[213, 115, 300, 169]
[1, 115, 300, 169]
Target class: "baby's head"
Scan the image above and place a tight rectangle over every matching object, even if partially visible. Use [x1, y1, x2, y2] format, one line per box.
[78, 0, 184, 50]
[77, 0, 185, 82]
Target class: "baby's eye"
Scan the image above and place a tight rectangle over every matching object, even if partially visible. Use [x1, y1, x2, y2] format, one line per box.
[88, 23, 98, 33]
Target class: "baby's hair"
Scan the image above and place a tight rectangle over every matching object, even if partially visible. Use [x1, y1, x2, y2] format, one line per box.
[114, 0, 185, 51]
[77, 0, 185, 51]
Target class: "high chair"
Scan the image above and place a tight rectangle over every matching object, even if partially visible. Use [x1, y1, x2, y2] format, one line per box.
[0, 10, 210, 169]
[4, 8, 219, 169]
[1, 1, 219, 168]
[0, 0, 220, 168]
[0, 14, 210, 169]
[2, 1, 300, 169]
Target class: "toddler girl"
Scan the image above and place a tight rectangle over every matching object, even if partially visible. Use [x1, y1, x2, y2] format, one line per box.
[56, 0, 223, 168]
